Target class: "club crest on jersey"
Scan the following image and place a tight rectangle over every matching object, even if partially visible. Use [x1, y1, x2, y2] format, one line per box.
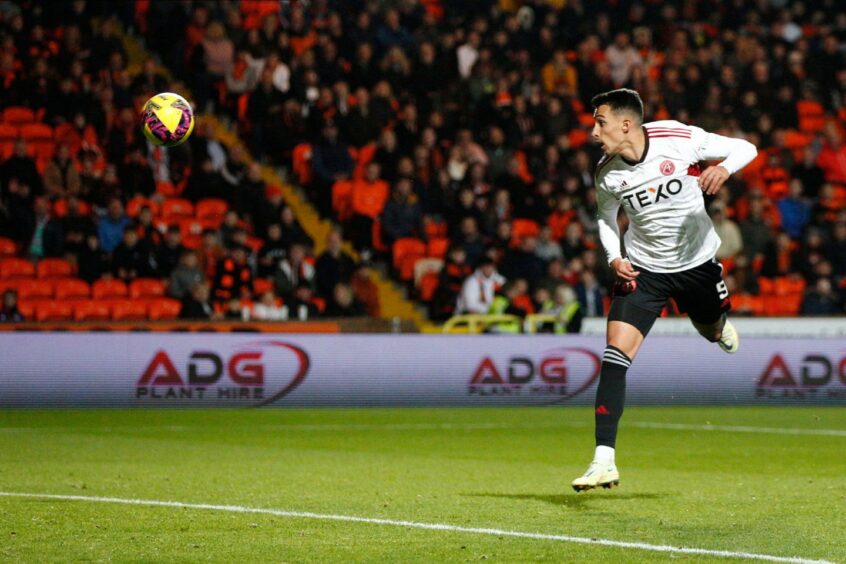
[659, 160, 675, 175]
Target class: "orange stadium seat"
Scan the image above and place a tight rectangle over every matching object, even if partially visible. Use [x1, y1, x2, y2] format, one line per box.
[292, 143, 313, 185]
[36, 301, 74, 321]
[392, 238, 426, 271]
[196, 198, 229, 221]
[53, 279, 90, 301]
[413, 257, 443, 287]
[0, 257, 35, 279]
[399, 254, 426, 282]
[161, 198, 194, 221]
[511, 219, 540, 244]
[19, 122, 54, 163]
[423, 218, 448, 239]
[427, 237, 450, 259]
[73, 300, 111, 321]
[332, 179, 354, 221]
[17, 299, 41, 319]
[52, 198, 92, 218]
[36, 258, 74, 279]
[418, 271, 440, 302]
[111, 299, 148, 321]
[127, 196, 159, 217]
[0, 237, 16, 256]
[0, 123, 17, 159]
[16, 279, 53, 300]
[1, 106, 35, 126]
[147, 297, 182, 320]
[253, 278, 274, 296]
[129, 278, 166, 299]
[0, 279, 18, 294]
[91, 279, 128, 299]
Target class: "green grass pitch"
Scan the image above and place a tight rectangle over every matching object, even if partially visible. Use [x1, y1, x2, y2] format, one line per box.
[0, 407, 844, 563]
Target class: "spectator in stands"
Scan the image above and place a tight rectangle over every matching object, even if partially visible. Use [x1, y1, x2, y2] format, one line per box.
[212, 244, 253, 305]
[777, 180, 812, 240]
[816, 123, 846, 185]
[325, 282, 366, 317]
[710, 203, 743, 261]
[456, 216, 486, 268]
[381, 177, 423, 246]
[274, 242, 315, 299]
[487, 278, 531, 333]
[0, 289, 23, 322]
[43, 144, 80, 198]
[500, 236, 546, 289]
[575, 270, 606, 318]
[61, 196, 94, 259]
[278, 204, 313, 249]
[456, 256, 505, 315]
[287, 282, 322, 320]
[168, 250, 204, 301]
[540, 284, 583, 333]
[1, 140, 40, 195]
[119, 145, 156, 199]
[350, 262, 381, 318]
[311, 121, 354, 217]
[801, 278, 843, 316]
[535, 225, 564, 264]
[181, 282, 221, 320]
[257, 223, 287, 278]
[739, 195, 773, 266]
[198, 229, 224, 279]
[349, 162, 390, 254]
[112, 226, 154, 282]
[77, 233, 108, 284]
[27, 196, 63, 259]
[432, 245, 472, 320]
[315, 230, 356, 299]
[250, 291, 287, 321]
[155, 225, 186, 278]
[97, 198, 130, 254]
[828, 222, 846, 278]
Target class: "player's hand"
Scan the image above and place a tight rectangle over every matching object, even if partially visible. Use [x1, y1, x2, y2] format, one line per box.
[698, 165, 730, 195]
[611, 258, 640, 282]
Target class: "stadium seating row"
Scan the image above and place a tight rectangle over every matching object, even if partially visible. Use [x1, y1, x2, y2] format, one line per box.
[0, 276, 165, 300]
[17, 297, 181, 321]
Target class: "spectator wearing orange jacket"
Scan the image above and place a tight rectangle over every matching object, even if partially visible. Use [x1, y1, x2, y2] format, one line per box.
[349, 162, 389, 253]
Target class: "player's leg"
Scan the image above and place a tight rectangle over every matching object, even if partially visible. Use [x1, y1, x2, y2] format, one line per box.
[678, 260, 738, 353]
[572, 274, 665, 492]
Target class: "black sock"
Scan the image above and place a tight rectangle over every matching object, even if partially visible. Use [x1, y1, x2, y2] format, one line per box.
[595, 345, 631, 448]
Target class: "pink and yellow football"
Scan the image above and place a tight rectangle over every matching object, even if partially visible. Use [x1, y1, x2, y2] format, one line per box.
[141, 92, 195, 147]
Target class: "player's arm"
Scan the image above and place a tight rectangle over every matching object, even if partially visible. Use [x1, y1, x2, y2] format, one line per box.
[689, 127, 758, 195]
[596, 182, 639, 281]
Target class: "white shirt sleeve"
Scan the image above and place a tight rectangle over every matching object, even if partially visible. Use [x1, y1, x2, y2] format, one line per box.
[459, 274, 487, 314]
[688, 126, 758, 175]
[595, 180, 624, 266]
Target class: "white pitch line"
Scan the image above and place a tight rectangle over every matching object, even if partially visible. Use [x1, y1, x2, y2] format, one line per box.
[627, 422, 846, 437]
[1, 420, 844, 437]
[0, 492, 834, 564]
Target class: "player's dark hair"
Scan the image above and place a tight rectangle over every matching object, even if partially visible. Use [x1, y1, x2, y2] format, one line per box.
[591, 88, 644, 124]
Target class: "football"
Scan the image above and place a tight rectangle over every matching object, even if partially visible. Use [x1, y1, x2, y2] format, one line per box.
[141, 92, 195, 147]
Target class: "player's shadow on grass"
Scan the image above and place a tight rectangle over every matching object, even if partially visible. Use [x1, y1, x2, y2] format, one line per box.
[465, 492, 663, 510]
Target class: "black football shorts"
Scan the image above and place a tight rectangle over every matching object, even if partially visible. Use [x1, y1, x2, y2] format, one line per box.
[608, 258, 731, 336]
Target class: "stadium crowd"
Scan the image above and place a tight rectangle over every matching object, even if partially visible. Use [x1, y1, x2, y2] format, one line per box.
[2, 0, 846, 326]
[0, 0, 378, 322]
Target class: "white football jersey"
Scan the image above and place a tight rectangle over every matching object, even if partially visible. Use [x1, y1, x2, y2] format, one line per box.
[595, 120, 755, 273]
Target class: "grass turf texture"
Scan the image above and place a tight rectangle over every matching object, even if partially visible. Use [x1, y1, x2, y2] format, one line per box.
[0, 407, 843, 563]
